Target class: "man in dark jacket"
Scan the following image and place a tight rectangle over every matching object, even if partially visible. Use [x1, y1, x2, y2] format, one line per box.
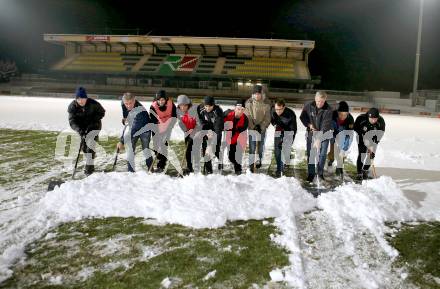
[224, 99, 249, 175]
[197, 96, 224, 174]
[327, 101, 355, 176]
[68, 87, 105, 175]
[299, 91, 333, 182]
[271, 98, 297, 178]
[117, 92, 153, 172]
[149, 90, 177, 173]
[354, 107, 386, 180]
[176, 94, 201, 174]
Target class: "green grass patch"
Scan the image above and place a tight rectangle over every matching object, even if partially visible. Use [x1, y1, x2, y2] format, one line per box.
[1, 217, 290, 289]
[388, 222, 440, 289]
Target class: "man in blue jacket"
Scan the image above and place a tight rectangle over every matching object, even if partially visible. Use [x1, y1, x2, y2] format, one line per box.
[117, 92, 153, 172]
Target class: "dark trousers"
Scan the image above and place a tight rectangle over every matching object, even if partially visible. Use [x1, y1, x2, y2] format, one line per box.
[357, 144, 375, 173]
[184, 135, 194, 172]
[156, 142, 168, 170]
[228, 143, 244, 173]
[152, 132, 171, 170]
[202, 135, 221, 173]
[82, 133, 99, 167]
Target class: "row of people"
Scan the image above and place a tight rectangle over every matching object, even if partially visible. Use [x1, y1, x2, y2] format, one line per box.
[67, 86, 385, 180]
[0, 59, 18, 80]
[300, 91, 385, 181]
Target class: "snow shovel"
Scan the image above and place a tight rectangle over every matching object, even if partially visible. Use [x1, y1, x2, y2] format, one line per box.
[370, 153, 378, 178]
[360, 150, 371, 180]
[253, 140, 260, 173]
[47, 136, 84, 191]
[314, 145, 322, 188]
[109, 124, 128, 172]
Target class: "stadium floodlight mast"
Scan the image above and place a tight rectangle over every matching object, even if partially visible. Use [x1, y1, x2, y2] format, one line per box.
[412, 0, 424, 106]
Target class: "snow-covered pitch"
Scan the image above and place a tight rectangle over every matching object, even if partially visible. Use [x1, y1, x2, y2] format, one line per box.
[0, 96, 439, 288]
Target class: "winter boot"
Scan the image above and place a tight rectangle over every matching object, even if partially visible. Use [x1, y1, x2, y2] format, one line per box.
[328, 159, 333, 167]
[335, 168, 343, 176]
[204, 161, 213, 175]
[362, 170, 370, 180]
[154, 167, 165, 174]
[255, 159, 262, 169]
[84, 165, 94, 176]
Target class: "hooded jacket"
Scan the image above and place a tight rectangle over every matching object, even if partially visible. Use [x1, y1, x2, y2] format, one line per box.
[245, 93, 272, 132]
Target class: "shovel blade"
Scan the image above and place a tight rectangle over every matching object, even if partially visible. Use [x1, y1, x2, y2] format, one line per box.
[47, 180, 65, 191]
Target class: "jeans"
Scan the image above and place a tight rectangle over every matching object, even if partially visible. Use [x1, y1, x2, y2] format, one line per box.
[306, 132, 330, 177]
[126, 131, 153, 172]
[248, 131, 266, 166]
[274, 131, 295, 173]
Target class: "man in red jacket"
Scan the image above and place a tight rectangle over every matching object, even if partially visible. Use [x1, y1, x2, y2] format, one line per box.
[224, 99, 249, 175]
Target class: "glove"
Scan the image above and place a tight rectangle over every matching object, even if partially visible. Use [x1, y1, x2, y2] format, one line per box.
[79, 129, 87, 137]
[122, 118, 127, 125]
[369, 151, 375, 159]
[278, 140, 283, 149]
[254, 124, 261, 133]
[339, 151, 346, 159]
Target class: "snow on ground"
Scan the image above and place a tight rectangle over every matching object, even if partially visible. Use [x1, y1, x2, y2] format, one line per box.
[0, 171, 439, 287]
[399, 181, 440, 219]
[1, 95, 440, 287]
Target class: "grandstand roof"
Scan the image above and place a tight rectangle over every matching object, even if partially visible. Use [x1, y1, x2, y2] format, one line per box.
[44, 34, 314, 56]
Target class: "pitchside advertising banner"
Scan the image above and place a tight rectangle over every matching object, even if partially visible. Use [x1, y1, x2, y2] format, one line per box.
[85, 35, 110, 42]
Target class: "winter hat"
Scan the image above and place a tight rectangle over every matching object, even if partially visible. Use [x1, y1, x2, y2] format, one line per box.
[235, 99, 246, 108]
[203, 95, 215, 106]
[252, 85, 263, 94]
[75, 87, 87, 99]
[367, 107, 380, 118]
[155, 90, 167, 101]
[337, 101, 349, 112]
[177, 94, 191, 106]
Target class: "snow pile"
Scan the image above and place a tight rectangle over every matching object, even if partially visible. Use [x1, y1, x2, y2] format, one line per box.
[318, 177, 420, 258]
[42, 172, 316, 228]
[0, 173, 315, 284]
[300, 177, 431, 289]
[1, 172, 436, 287]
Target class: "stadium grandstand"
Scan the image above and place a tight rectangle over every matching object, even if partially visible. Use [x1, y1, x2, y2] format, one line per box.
[43, 34, 318, 92]
[4, 34, 370, 105]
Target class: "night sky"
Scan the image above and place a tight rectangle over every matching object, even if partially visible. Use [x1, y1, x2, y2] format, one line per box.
[0, 0, 439, 92]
